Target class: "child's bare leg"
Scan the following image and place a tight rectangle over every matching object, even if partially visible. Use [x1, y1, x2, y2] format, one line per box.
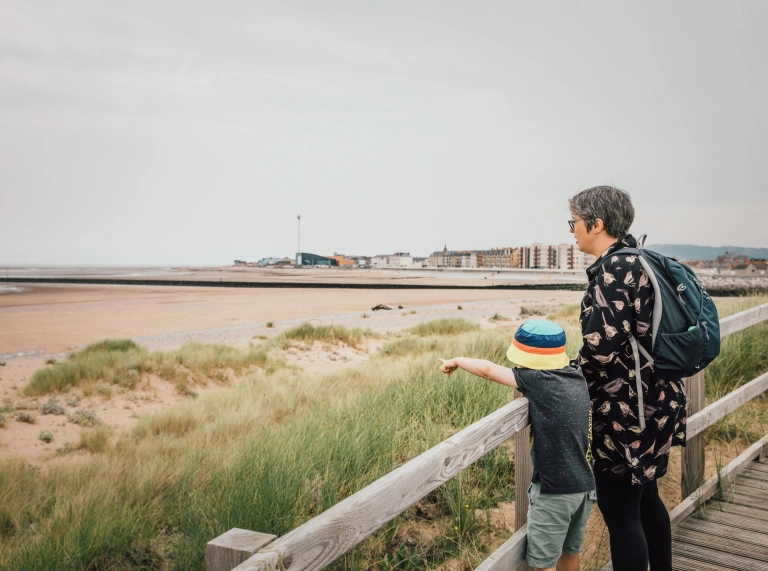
[533, 552, 578, 571]
[556, 553, 579, 571]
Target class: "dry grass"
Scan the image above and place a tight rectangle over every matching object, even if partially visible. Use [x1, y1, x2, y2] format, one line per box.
[277, 323, 376, 348]
[24, 340, 285, 396]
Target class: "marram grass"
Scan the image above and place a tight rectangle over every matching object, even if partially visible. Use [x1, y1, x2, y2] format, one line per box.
[2, 299, 767, 570]
[24, 340, 285, 396]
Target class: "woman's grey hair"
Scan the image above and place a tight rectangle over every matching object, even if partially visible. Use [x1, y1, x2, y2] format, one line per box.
[568, 185, 634, 238]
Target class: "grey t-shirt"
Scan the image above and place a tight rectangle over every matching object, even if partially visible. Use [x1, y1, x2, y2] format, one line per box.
[513, 364, 595, 494]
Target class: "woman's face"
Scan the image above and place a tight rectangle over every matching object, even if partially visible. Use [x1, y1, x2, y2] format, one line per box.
[570, 211, 594, 254]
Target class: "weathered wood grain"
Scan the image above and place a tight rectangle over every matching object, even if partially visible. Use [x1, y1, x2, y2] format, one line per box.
[672, 542, 768, 570]
[207, 530, 277, 571]
[691, 509, 768, 534]
[474, 524, 527, 571]
[672, 553, 733, 571]
[669, 435, 768, 527]
[719, 302, 768, 337]
[680, 518, 768, 548]
[735, 474, 768, 491]
[713, 501, 768, 524]
[682, 370, 706, 498]
[673, 526, 768, 560]
[232, 398, 531, 571]
[686, 371, 768, 439]
[513, 389, 533, 571]
[743, 467, 768, 482]
[734, 483, 768, 500]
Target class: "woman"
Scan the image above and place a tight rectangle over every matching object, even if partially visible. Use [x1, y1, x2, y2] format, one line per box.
[569, 186, 686, 571]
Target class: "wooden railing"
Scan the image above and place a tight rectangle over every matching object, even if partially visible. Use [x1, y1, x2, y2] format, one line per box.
[206, 302, 768, 571]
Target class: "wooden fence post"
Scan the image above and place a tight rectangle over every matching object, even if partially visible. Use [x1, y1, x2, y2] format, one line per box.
[513, 389, 533, 571]
[206, 528, 276, 571]
[681, 370, 706, 498]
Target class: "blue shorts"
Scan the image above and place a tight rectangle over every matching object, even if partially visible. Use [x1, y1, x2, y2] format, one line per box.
[526, 482, 597, 568]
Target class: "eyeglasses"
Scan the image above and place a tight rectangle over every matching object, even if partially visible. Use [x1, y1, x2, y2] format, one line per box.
[568, 218, 583, 232]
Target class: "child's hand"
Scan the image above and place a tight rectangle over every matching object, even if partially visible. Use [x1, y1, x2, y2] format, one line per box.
[438, 358, 458, 376]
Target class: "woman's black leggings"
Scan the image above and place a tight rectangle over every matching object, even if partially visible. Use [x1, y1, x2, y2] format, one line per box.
[594, 469, 672, 571]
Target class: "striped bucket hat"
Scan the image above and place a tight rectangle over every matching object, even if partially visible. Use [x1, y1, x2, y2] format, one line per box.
[506, 319, 570, 370]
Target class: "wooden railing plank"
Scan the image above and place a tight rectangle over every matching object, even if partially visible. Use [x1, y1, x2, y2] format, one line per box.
[718, 302, 768, 337]
[474, 524, 527, 571]
[687, 371, 768, 439]
[233, 397, 530, 571]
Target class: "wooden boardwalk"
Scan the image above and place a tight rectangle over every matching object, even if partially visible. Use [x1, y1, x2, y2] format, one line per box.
[671, 456, 768, 571]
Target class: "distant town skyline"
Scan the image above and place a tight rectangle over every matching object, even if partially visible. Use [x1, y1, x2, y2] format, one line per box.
[2, 2, 767, 265]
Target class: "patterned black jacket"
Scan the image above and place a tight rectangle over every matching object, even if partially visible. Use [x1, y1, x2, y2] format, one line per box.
[579, 234, 687, 484]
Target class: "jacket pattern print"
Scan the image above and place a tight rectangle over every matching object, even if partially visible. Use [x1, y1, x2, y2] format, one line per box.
[579, 234, 687, 485]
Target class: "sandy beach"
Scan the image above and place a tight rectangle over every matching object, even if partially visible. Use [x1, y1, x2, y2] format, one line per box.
[0, 280, 582, 462]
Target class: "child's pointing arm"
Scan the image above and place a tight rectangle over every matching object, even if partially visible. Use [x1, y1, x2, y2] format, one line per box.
[438, 357, 518, 388]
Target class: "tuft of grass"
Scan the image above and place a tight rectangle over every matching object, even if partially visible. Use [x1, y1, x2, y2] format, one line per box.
[79, 424, 114, 453]
[407, 318, 480, 337]
[488, 313, 510, 323]
[96, 383, 113, 398]
[519, 305, 550, 317]
[0, 413, 5, 428]
[279, 323, 374, 348]
[40, 400, 65, 415]
[266, 321, 274, 328]
[24, 340, 285, 396]
[14, 411, 36, 424]
[379, 337, 436, 358]
[70, 409, 102, 427]
[39, 430, 53, 443]
[457, 305, 463, 310]
[45, 357, 57, 365]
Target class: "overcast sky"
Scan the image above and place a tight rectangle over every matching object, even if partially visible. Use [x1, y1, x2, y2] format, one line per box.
[2, 1, 767, 265]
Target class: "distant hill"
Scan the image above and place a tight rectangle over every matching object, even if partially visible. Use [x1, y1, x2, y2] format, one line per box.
[647, 244, 768, 261]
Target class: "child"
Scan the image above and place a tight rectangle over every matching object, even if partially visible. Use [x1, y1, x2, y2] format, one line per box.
[438, 319, 595, 571]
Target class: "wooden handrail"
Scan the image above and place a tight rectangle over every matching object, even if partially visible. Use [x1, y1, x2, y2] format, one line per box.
[718, 301, 768, 337]
[208, 301, 768, 571]
[686, 371, 768, 439]
[232, 398, 530, 571]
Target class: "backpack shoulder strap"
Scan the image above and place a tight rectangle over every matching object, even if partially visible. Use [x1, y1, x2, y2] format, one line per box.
[613, 247, 640, 256]
[611, 248, 663, 352]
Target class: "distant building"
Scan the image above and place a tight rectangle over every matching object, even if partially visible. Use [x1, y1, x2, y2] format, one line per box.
[371, 252, 414, 268]
[328, 254, 357, 267]
[234, 260, 247, 266]
[427, 242, 593, 270]
[479, 247, 519, 268]
[731, 262, 767, 276]
[296, 253, 339, 267]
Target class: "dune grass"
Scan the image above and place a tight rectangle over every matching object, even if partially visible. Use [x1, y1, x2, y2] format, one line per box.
[277, 323, 375, 348]
[406, 318, 480, 337]
[2, 303, 767, 570]
[24, 340, 285, 397]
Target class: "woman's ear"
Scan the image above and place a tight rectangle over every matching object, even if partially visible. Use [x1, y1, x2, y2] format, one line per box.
[591, 218, 605, 234]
